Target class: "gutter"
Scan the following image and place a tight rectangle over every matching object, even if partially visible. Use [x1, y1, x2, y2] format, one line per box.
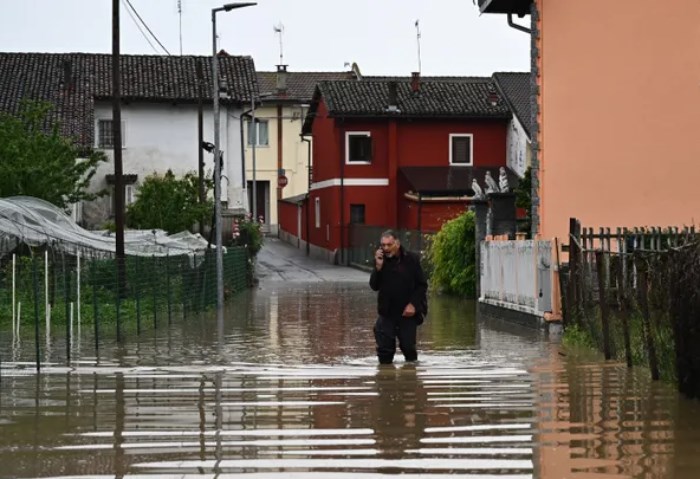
[507, 13, 531, 34]
[301, 135, 312, 256]
[239, 106, 253, 189]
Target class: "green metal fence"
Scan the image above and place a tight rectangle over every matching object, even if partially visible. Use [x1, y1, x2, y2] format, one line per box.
[0, 246, 249, 349]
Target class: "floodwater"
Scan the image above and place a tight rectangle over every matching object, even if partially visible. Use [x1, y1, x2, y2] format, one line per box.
[2, 280, 700, 478]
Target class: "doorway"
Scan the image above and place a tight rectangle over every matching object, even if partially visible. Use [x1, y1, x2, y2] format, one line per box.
[247, 180, 269, 226]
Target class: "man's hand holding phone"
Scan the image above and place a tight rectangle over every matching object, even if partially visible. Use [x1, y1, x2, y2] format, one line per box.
[375, 248, 384, 271]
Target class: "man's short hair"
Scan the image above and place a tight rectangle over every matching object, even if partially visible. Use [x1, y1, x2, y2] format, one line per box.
[381, 229, 398, 240]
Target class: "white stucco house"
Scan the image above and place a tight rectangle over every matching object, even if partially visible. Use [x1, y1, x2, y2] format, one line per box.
[0, 51, 259, 228]
[493, 72, 531, 178]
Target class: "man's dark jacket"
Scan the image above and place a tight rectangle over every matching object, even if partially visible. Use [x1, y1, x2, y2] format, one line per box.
[369, 246, 428, 323]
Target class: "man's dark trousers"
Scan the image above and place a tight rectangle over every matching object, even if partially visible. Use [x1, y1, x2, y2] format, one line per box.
[374, 314, 418, 364]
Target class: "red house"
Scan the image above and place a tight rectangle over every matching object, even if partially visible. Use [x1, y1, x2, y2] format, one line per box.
[279, 74, 519, 263]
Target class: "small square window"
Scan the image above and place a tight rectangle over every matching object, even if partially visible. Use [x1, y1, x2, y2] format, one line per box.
[346, 132, 372, 163]
[450, 134, 473, 165]
[350, 204, 365, 224]
[97, 119, 125, 148]
[247, 119, 269, 146]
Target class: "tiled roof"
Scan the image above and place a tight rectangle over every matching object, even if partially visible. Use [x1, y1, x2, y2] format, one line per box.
[317, 79, 511, 118]
[256, 71, 355, 102]
[400, 166, 520, 195]
[493, 72, 531, 137]
[364, 75, 491, 83]
[0, 52, 258, 149]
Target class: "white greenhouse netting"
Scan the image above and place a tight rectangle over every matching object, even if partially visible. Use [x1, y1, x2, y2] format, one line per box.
[0, 196, 211, 257]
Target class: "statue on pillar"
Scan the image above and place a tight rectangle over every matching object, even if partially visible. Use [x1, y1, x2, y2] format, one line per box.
[471, 178, 485, 200]
[484, 170, 499, 194]
[498, 166, 510, 193]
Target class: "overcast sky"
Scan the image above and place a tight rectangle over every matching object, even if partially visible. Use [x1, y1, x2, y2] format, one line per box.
[0, 0, 530, 76]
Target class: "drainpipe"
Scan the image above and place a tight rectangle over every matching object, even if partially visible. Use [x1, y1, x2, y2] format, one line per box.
[301, 135, 311, 256]
[339, 122, 346, 265]
[239, 106, 253, 209]
[339, 127, 345, 265]
[277, 104, 283, 205]
[417, 193, 423, 253]
[507, 13, 531, 34]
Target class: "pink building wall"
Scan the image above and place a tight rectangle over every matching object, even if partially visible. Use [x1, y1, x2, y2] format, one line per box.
[536, 0, 700, 242]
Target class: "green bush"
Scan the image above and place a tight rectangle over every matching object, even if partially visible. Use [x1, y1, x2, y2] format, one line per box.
[127, 170, 213, 234]
[227, 215, 264, 286]
[424, 211, 477, 297]
[229, 214, 264, 257]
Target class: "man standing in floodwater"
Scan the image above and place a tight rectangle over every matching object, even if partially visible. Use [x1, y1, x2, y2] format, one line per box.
[369, 230, 428, 364]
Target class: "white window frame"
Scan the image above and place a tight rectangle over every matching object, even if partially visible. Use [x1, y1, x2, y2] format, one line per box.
[97, 119, 126, 149]
[247, 119, 269, 147]
[345, 131, 372, 165]
[449, 133, 473, 166]
[314, 197, 321, 228]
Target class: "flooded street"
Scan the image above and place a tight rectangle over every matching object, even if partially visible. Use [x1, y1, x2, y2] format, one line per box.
[3, 242, 700, 478]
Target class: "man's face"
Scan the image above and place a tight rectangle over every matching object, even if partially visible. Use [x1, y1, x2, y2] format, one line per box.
[380, 236, 399, 257]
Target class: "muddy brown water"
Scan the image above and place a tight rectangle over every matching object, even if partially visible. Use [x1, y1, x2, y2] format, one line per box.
[2, 281, 700, 478]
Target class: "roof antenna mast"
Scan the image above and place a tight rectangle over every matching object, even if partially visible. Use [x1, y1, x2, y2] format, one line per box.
[274, 22, 285, 65]
[415, 19, 422, 74]
[177, 0, 183, 55]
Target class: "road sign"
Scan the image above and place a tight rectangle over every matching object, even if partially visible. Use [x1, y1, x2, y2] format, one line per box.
[277, 175, 288, 188]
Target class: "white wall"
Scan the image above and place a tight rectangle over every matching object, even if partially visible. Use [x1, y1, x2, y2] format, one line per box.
[506, 116, 531, 178]
[480, 239, 552, 317]
[85, 101, 244, 227]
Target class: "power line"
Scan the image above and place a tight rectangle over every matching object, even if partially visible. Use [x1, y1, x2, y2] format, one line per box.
[122, 0, 159, 54]
[123, 0, 171, 55]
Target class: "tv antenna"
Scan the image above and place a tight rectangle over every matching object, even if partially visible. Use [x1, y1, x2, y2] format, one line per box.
[415, 19, 422, 73]
[177, 0, 183, 55]
[273, 22, 285, 65]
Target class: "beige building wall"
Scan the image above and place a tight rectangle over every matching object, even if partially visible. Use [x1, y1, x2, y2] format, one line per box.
[536, 0, 700, 242]
[244, 103, 310, 233]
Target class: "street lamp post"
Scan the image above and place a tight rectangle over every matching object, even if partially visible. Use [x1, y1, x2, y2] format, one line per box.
[212, 2, 256, 318]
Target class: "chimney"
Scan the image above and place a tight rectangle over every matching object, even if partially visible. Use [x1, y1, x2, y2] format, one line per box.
[386, 81, 399, 113]
[219, 76, 229, 97]
[411, 71, 421, 93]
[62, 59, 73, 91]
[487, 84, 499, 106]
[276, 64, 288, 94]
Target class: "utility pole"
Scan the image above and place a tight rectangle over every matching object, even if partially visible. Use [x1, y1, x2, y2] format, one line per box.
[112, 0, 126, 332]
[212, 9, 224, 320]
[212, 2, 256, 320]
[197, 59, 205, 236]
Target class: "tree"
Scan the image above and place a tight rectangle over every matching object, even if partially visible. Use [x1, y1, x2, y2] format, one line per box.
[126, 170, 213, 234]
[0, 101, 106, 208]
